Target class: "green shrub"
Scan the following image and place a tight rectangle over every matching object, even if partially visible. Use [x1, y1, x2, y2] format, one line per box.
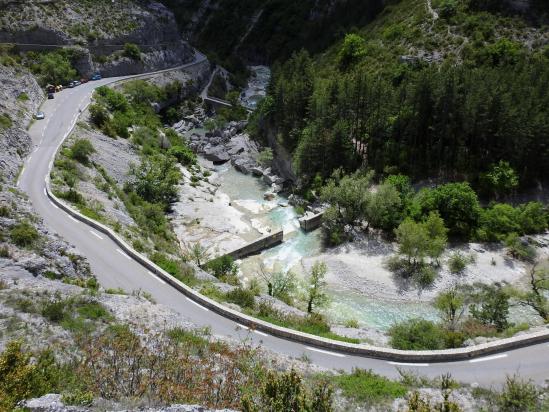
[334, 369, 407, 403]
[169, 145, 196, 166]
[497, 375, 541, 412]
[226, 288, 256, 309]
[389, 319, 446, 350]
[243, 369, 333, 412]
[61, 390, 94, 407]
[41, 300, 67, 323]
[0, 113, 13, 129]
[206, 255, 238, 278]
[77, 302, 111, 321]
[89, 104, 109, 128]
[70, 139, 95, 164]
[10, 221, 39, 247]
[0, 246, 10, 258]
[123, 43, 141, 60]
[505, 233, 537, 263]
[167, 327, 210, 349]
[448, 252, 468, 274]
[17, 92, 29, 102]
[518, 202, 548, 234]
[0, 205, 10, 217]
[151, 252, 181, 277]
[478, 203, 521, 241]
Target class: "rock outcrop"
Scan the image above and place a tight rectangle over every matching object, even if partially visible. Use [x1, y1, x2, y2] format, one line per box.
[0, 1, 196, 77]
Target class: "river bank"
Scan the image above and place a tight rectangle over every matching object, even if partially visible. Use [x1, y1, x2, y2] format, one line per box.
[168, 65, 549, 343]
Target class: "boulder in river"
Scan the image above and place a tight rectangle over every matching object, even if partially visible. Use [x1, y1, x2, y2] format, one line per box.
[203, 145, 230, 164]
[251, 167, 264, 176]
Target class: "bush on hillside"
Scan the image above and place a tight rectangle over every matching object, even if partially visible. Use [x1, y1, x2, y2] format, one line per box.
[10, 221, 39, 247]
[389, 318, 446, 350]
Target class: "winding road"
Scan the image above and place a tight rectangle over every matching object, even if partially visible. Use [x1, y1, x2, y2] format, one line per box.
[17, 53, 549, 388]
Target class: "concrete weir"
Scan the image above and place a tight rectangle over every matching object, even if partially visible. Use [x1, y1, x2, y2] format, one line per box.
[222, 230, 284, 261]
[299, 212, 324, 232]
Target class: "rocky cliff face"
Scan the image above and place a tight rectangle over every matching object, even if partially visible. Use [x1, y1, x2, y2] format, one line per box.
[163, 0, 384, 63]
[0, 0, 195, 77]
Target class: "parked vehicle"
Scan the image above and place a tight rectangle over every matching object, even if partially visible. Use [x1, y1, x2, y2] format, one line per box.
[68, 81, 75, 88]
[56, 85, 63, 92]
[47, 93, 55, 99]
[46, 84, 55, 93]
[91, 73, 102, 81]
[74, 80, 81, 86]
[35, 112, 45, 120]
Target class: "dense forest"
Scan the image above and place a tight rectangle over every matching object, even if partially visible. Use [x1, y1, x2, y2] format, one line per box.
[252, 0, 549, 190]
[259, 50, 549, 187]
[162, 0, 384, 65]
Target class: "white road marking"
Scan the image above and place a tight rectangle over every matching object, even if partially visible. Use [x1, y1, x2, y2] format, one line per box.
[33, 147, 38, 153]
[67, 215, 79, 223]
[186, 297, 209, 311]
[28, 155, 32, 162]
[116, 248, 131, 260]
[49, 200, 59, 210]
[147, 271, 166, 284]
[89, 230, 103, 240]
[254, 330, 268, 337]
[305, 347, 346, 358]
[43, 188, 47, 196]
[469, 354, 508, 363]
[388, 361, 430, 367]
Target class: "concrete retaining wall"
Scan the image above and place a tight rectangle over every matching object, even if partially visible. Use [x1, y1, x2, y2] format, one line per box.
[43, 64, 549, 363]
[299, 212, 324, 231]
[221, 230, 283, 261]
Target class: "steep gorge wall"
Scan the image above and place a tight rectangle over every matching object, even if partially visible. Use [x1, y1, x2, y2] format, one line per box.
[0, 0, 196, 77]
[162, 0, 385, 64]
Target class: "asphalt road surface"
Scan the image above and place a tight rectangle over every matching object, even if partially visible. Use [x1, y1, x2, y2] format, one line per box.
[18, 54, 549, 388]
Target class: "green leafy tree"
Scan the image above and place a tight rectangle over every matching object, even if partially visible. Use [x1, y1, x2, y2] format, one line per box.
[306, 261, 329, 314]
[338, 33, 367, 69]
[415, 183, 481, 238]
[482, 161, 519, 200]
[36, 52, 77, 85]
[520, 264, 549, 321]
[127, 154, 180, 209]
[394, 219, 430, 268]
[365, 182, 403, 231]
[470, 284, 510, 331]
[434, 288, 465, 331]
[422, 212, 448, 264]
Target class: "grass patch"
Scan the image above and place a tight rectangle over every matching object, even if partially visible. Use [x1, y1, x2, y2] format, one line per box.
[256, 310, 360, 344]
[333, 369, 408, 403]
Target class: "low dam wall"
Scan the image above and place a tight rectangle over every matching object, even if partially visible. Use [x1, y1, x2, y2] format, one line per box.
[299, 212, 324, 231]
[221, 230, 283, 261]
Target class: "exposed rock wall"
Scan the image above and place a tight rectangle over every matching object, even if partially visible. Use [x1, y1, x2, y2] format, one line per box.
[0, 0, 195, 77]
[0, 64, 42, 180]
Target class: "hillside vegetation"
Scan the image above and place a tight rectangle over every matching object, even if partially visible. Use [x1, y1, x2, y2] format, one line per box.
[254, 0, 549, 189]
